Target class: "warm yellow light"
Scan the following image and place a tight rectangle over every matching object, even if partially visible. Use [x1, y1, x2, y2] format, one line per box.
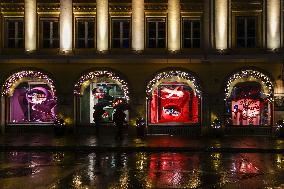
[267, 0, 280, 50]
[97, 0, 108, 51]
[168, 0, 180, 51]
[60, 0, 73, 52]
[132, 0, 144, 51]
[215, 0, 228, 50]
[25, 0, 37, 51]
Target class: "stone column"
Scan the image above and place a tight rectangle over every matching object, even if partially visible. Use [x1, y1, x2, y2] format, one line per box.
[168, 0, 180, 52]
[97, 0, 109, 52]
[132, 0, 144, 51]
[60, 0, 73, 53]
[267, 0, 281, 50]
[215, 0, 228, 50]
[25, 0, 37, 52]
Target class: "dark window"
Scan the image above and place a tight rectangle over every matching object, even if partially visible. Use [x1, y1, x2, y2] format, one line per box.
[5, 19, 24, 48]
[236, 17, 256, 48]
[41, 20, 59, 48]
[147, 20, 166, 48]
[112, 20, 130, 48]
[183, 20, 201, 48]
[76, 19, 95, 48]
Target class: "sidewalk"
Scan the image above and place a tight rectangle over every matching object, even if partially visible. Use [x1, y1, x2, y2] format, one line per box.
[1, 131, 284, 153]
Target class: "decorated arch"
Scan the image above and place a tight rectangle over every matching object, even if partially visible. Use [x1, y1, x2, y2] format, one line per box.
[2, 70, 57, 124]
[146, 70, 202, 125]
[74, 70, 130, 124]
[224, 69, 274, 126]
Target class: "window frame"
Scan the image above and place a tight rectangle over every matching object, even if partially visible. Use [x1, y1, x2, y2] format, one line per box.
[3, 17, 24, 49]
[39, 17, 60, 49]
[146, 17, 167, 49]
[182, 17, 202, 49]
[110, 18, 131, 49]
[232, 12, 262, 49]
[75, 17, 96, 49]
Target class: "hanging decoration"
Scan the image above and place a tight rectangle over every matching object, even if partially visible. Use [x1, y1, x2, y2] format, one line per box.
[225, 70, 274, 102]
[74, 70, 130, 101]
[2, 70, 56, 97]
[146, 70, 202, 98]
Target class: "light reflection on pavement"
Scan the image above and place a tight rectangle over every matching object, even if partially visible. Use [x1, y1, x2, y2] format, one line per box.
[0, 152, 284, 188]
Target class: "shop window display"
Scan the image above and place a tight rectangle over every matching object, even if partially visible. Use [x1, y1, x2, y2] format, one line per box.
[228, 82, 271, 126]
[150, 82, 199, 124]
[9, 81, 56, 123]
[80, 81, 128, 124]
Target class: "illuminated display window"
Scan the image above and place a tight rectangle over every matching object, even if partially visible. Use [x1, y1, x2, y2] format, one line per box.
[182, 19, 201, 48]
[111, 19, 130, 48]
[4, 18, 24, 48]
[147, 18, 166, 48]
[228, 82, 271, 126]
[9, 81, 57, 123]
[74, 71, 130, 125]
[76, 18, 95, 48]
[80, 81, 128, 124]
[150, 82, 199, 124]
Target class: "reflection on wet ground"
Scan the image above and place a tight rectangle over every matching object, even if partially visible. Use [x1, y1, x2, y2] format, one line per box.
[1, 152, 284, 189]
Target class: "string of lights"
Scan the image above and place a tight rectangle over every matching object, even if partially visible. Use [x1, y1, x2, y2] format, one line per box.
[1, 70, 57, 97]
[74, 70, 130, 101]
[146, 70, 202, 99]
[224, 70, 274, 102]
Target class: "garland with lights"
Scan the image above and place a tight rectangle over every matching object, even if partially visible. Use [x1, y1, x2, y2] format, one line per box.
[2, 71, 56, 97]
[74, 70, 130, 101]
[225, 70, 274, 102]
[146, 70, 202, 98]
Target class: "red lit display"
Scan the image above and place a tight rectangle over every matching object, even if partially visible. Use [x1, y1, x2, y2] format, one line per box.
[150, 83, 199, 124]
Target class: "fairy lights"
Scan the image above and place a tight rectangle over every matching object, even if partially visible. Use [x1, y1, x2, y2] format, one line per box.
[146, 70, 202, 98]
[225, 70, 274, 102]
[2, 71, 57, 97]
[74, 70, 130, 101]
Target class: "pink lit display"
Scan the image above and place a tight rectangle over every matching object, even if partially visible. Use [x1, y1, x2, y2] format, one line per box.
[232, 98, 261, 125]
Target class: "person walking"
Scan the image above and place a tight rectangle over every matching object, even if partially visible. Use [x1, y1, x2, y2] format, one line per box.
[113, 108, 126, 140]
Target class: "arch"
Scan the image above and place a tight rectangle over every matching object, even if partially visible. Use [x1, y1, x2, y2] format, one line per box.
[225, 69, 274, 102]
[74, 70, 130, 101]
[2, 70, 56, 97]
[74, 69, 130, 124]
[146, 69, 202, 99]
[146, 69, 202, 125]
[1, 70, 57, 124]
[224, 69, 274, 126]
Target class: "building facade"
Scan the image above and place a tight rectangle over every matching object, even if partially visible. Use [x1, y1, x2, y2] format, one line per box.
[0, 0, 284, 135]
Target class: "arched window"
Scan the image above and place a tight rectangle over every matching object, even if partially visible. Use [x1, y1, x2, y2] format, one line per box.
[225, 70, 274, 126]
[2, 71, 57, 124]
[74, 70, 130, 124]
[146, 70, 202, 125]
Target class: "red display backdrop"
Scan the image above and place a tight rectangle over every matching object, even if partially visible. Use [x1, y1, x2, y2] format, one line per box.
[150, 83, 199, 124]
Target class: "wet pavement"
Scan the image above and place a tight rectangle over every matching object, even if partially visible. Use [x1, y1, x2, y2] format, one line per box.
[1, 151, 284, 188]
[0, 132, 284, 150]
[1, 131, 284, 188]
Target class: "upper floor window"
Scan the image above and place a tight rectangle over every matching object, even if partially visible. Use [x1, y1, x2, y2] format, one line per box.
[182, 19, 201, 48]
[236, 16, 257, 48]
[76, 18, 95, 48]
[111, 19, 130, 48]
[147, 18, 166, 48]
[4, 18, 24, 48]
[40, 19, 59, 48]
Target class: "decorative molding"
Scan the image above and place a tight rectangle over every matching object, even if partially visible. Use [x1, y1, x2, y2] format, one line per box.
[231, 1, 263, 11]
